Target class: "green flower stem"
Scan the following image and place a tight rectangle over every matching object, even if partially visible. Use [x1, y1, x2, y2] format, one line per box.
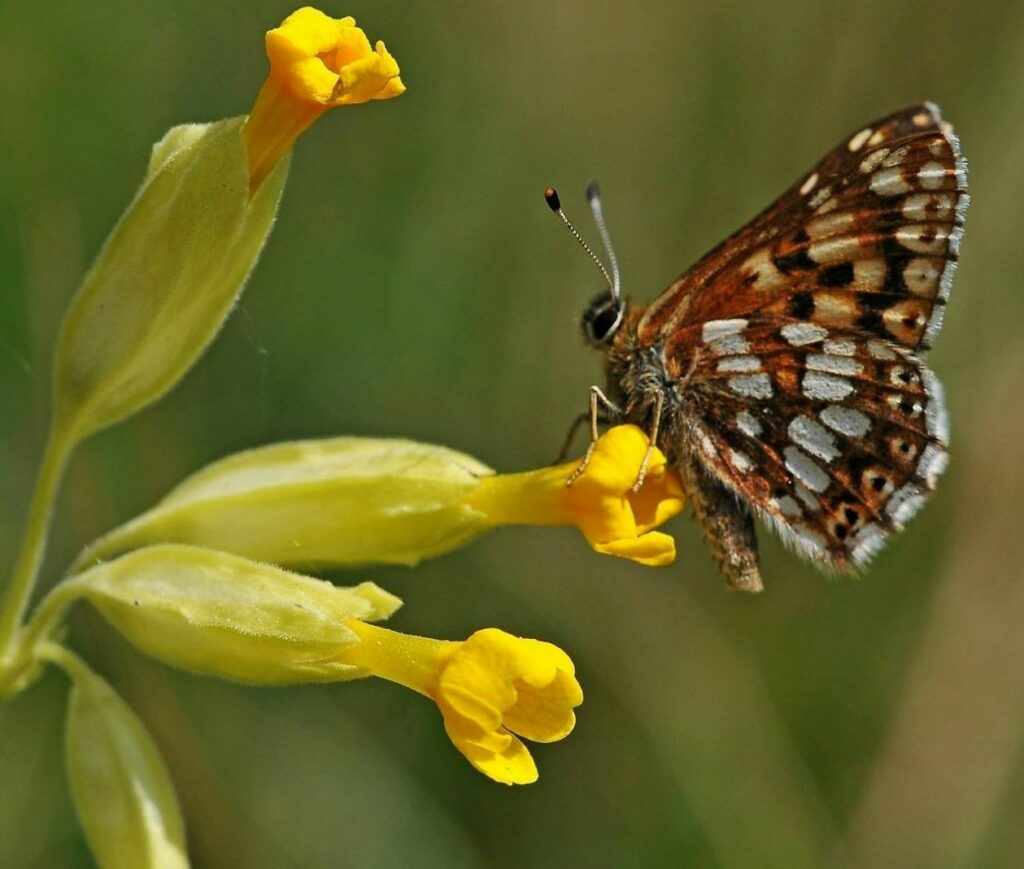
[33, 639, 85, 678]
[0, 429, 75, 660]
[17, 579, 84, 663]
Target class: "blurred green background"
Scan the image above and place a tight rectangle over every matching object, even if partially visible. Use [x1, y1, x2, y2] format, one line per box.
[3, 1, 1024, 866]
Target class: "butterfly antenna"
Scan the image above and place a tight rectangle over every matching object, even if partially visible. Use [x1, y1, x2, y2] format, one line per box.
[585, 181, 621, 302]
[544, 186, 615, 294]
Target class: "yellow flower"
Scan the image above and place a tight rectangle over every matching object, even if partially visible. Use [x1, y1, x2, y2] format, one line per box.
[343, 622, 582, 785]
[244, 7, 405, 189]
[462, 425, 685, 566]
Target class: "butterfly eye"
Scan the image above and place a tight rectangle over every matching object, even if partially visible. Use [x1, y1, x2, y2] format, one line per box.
[582, 293, 624, 346]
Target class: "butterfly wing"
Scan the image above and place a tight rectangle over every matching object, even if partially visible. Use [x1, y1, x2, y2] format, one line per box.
[640, 104, 966, 570]
[675, 318, 947, 567]
[639, 103, 968, 354]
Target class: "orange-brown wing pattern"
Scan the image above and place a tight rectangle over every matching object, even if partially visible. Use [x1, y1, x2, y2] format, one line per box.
[638, 103, 967, 355]
[676, 318, 947, 566]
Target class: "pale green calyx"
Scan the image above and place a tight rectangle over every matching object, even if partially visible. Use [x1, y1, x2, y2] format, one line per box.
[43, 545, 401, 685]
[52, 117, 289, 446]
[73, 437, 495, 572]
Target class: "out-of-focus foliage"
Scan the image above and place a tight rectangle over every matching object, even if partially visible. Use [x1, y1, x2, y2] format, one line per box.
[2, 1, 1023, 866]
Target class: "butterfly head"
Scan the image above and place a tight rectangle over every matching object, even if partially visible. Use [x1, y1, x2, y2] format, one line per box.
[581, 290, 625, 347]
[545, 182, 624, 347]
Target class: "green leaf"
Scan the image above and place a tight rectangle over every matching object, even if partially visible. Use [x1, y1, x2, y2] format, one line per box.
[51, 117, 289, 445]
[51, 646, 189, 869]
[64, 545, 401, 684]
[73, 437, 494, 571]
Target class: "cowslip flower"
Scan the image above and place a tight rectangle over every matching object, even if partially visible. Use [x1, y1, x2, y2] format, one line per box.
[245, 7, 405, 189]
[23, 545, 581, 785]
[72, 425, 686, 573]
[342, 621, 582, 785]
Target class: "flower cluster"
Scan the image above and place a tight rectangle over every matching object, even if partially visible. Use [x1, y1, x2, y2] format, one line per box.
[0, 7, 687, 866]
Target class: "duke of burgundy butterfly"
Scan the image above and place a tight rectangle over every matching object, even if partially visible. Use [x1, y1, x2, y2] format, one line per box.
[547, 103, 967, 592]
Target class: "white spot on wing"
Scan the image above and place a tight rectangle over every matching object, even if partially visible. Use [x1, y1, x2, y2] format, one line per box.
[807, 354, 863, 377]
[729, 448, 754, 472]
[795, 481, 821, 512]
[704, 319, 751, 356]
[709, 334, 750, 356]
[848, 128, 872, 151]
[716, 356, 762, 373]
[807, 210, 855, 239]
[820, 405, 872, 438]
[788, 415, 840, 463]
[736, 410, 762, 438]
[809, 187, 833, 210]
[897, 225, 948, 255]
[918, 161, 947, 189]
[808, 236, 862, 264]
[729, 373, 774, 399]
[784, 446, 830, 493]
[702, 319, 748, 343]
[859, 148, 890, 173]
[870, 167, 912, 197]
[799, 172, 819, 195]
[881, 145, 910, 168]
[803, 371, 855, 401]
[902, 192, 952, 222]
[867, 340, 898, 360]
[781, 322, 828, 346]
[903, 258, 940, 297]
[774, 495, 803, 518]
[823, 339, 856, 356]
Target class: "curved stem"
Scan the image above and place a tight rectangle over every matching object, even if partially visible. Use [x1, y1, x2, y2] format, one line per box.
[34, 640, 89, 681]
[19, 579, 86, 659]
[0, 429, 75, 658]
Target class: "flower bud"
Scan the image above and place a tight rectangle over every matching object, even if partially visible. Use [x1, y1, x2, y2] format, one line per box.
[39, 644, 187, 869]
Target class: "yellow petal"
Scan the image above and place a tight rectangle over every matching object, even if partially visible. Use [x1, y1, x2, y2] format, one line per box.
[461, 425, 685, 566]
[245, 8, 405, 188]
[592, 532, 677, 567]
[339, 623, 582, 785]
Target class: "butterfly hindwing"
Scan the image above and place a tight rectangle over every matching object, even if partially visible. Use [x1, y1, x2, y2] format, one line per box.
[674, 317, 948, 567]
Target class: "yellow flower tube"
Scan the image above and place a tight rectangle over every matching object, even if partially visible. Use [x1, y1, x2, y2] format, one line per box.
[245, 7, 406, 189]
[342, 622, 583, 785]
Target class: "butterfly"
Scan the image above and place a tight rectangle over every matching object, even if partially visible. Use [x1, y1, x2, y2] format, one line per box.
[547, 103, 968, 592]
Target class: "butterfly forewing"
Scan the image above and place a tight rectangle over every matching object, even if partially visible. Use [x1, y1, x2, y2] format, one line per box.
[639, 103, 967, 354]
[612, 103, 966, 581]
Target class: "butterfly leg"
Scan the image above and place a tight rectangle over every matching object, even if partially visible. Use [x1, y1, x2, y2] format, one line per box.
[565, 386, 621, 486]
[630, 393, 664, 493]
